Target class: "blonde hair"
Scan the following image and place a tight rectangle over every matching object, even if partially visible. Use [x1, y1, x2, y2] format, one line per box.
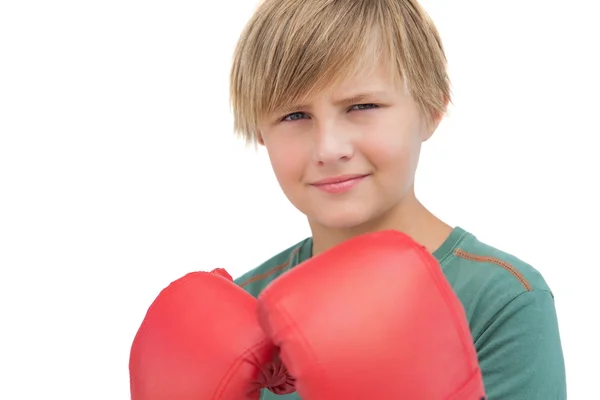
[230, 0, 450, 145]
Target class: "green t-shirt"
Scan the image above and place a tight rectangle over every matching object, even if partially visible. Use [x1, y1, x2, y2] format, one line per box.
[234, 227, 566, 399]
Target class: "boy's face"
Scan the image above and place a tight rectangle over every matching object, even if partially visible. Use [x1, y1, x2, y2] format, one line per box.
[258, 61, 442, 230]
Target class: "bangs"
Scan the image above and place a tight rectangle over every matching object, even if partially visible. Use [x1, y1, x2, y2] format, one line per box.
[261, 5, 397, 118]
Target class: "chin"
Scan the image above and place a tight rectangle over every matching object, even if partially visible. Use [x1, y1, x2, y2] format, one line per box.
[309, 206, 376, 230]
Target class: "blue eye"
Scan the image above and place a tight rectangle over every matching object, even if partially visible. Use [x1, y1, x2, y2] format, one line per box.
[352, 103, 378, 111]
[282, 112, 307, 122]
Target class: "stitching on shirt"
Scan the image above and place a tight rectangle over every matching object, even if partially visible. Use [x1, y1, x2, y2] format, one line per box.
[454, 248, 532, 291]
[239, 246, 301, 288]
[439, 230, 470, 267]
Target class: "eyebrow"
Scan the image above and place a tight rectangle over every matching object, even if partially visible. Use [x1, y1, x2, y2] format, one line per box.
[274, 90, 391, 117]
[333, 91, 391, 106]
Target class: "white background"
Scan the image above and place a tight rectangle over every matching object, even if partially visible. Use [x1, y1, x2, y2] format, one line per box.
[1, 0, 598, 398]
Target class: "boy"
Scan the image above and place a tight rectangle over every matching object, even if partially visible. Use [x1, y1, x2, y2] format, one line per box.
[230, 0, 566, 398]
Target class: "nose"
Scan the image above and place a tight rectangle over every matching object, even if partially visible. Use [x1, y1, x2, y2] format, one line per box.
[312, 121, 354, 166]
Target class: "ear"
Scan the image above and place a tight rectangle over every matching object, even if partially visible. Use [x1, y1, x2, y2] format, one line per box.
[256, 131, 265, 146]
[422, 96, 449, 142]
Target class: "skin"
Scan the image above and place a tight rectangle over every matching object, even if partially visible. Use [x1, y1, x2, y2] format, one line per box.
[258, 60, 453, 256]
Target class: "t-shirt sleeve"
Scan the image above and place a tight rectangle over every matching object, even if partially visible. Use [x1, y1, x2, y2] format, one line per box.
[474, 289, 567, 399]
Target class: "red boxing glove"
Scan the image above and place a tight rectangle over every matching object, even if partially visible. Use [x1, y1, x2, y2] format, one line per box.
[129, 268, 294, 400]
[257, 231, 486, 399]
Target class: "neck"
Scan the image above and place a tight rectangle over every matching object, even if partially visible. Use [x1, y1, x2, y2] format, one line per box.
[309, 190, 453, 256]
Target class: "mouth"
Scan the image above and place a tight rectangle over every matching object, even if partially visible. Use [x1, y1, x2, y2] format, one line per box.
[310, 174, 370, 194]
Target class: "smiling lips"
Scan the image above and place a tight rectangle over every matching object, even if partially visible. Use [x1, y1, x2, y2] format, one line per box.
[310, 174, 369, 194]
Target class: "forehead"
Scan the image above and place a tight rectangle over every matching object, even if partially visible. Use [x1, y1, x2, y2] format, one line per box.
[258, 24, 405, 119]
[274, 58, 403, 112]
[334, 59, 401, 94]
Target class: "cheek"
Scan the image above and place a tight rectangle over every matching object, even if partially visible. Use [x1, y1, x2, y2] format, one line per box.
[264, 140, 306, 188]
[365, 132, 419, 169]
[361, 122, 422, 184]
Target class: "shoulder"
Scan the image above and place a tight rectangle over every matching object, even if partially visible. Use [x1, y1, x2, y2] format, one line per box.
[441, 228, 553, 300]
[440, 227, 558, 338]
[234, 238, 312, 298]
[441, 229, 566, 398]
